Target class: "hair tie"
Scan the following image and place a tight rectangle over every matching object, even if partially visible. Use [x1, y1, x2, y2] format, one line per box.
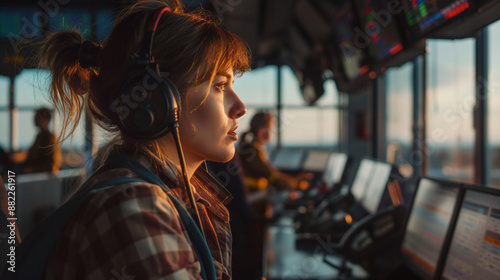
[78, 40, 102, 68]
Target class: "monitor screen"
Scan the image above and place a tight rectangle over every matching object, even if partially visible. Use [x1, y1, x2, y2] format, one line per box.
[441, 189, 500, 280]
[49, 10, 92, 38]
[401, 178, 460, 280]
[302, 150, 332, 172]
[333, 2, 370, 80]
[401, 0, 474, 38]
[322, 153, 348, 188]
[0, 9, 41, 39]
[360, 162, 392, 214]
[350, 159, 375, 201]
[353, 0, 404, 61]
[272, 149, 304, 171]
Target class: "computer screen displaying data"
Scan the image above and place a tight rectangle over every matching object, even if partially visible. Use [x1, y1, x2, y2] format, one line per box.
[401, 0, 473, 38]
[354, 0, 404, 61]
[272, 149, 304, 171]
[350, 159, 375, 201]
[322, 153, 348, 188]
[302, 150, 332, 172]
[401, 178, 460, 279]
[334, 2, 370, 80]
[441, 189, 500, 280]
[360, 162, 392, 214]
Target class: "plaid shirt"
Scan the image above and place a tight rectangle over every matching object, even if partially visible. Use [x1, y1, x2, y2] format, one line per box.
[44, 150, 233, 280]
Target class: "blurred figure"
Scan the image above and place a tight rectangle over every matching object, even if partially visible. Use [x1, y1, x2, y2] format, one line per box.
[21, 108, 61, 174]
[236, 112, 311, 279]
[237, 112, 309, 192]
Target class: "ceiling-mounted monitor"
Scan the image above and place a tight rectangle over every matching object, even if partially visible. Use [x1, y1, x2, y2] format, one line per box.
[332, 2, 371, 81]
[428, 0, 500, 39]
[49, 10, 92, 38]
[353, 0, 405, 62]
[403, 0, 477, 40]
[351, 0, 428, 71]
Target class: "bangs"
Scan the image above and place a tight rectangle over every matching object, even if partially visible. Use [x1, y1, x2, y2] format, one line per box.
[192, 23, 251, 86]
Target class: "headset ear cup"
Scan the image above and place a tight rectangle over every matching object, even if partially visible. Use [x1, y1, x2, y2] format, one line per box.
[114, 64, 179, 139]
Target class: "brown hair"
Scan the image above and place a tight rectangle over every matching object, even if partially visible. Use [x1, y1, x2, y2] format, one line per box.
[38, 0, 250, 164]
[250, 112, 272, 135]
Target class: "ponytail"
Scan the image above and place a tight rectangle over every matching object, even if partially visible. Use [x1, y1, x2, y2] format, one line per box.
[38, 31, 101, 144]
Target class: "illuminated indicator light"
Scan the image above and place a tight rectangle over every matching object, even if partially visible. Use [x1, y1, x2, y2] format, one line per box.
[257, 177, 268, 190]
[289, 191, 298, 200]
[445, 2, 469, 19]
[419, 4, 427, 17]
[369, 71, 377, 79]
[389, 44, 403, 55]
[345, 214, 353, 225]
[299, 180, 309, 190]
[367, 14, 374, 21]
[359, 65, 369, 75]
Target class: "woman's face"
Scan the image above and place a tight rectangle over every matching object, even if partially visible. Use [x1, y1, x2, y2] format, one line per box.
[179, 68, 246, 163]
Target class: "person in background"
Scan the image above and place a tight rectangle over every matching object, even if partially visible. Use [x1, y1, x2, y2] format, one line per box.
[237, 111, 309, 192]
[21, 107, 62, 174]
[236, 112, 311, 280]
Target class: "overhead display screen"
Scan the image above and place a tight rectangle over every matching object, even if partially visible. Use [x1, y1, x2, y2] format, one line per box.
[353, 0, 405, 61]
[333, 2, 370, 80]
[49, 10, 92, 38]
[401, 0, 474, 38]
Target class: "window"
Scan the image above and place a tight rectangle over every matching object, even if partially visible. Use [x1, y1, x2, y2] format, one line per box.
[281, 107, 338, 147]
[385, 61, 413, 177]
[14, 69, 53, 107]
[280, 66, 339, 148]
[233, 66, 276, 107]
[426, 38, 475, 183]
[488, 20, 500, 187]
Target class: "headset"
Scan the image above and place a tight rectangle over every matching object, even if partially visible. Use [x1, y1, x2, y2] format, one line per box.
[114, 6, 205, 236]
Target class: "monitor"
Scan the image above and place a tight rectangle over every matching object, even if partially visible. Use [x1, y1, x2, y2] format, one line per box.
[302, 150, 332, 172]
[353, 0, 405, 61]
[0, 9, 41, 39]
[322, 153, 348, 188]
[401, 178, 460, 280]
[360, 162, 392, 214]
[441, 188, 500, 280]
[49, 10, 92, 38]
[401, 0, 475, 39]
[350, 159, 375, 201]
[272, 149, 304, 171]
[333, 2, 370, 80]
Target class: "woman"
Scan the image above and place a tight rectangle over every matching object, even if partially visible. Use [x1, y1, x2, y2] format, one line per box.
[237, 112, 308, 192]
[36, 1, 249, 279]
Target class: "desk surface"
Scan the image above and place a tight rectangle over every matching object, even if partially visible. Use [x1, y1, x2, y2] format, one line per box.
[264, 215, 369, 280]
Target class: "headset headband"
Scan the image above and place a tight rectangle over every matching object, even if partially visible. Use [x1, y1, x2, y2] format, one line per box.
[138, 6, 172, 62]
